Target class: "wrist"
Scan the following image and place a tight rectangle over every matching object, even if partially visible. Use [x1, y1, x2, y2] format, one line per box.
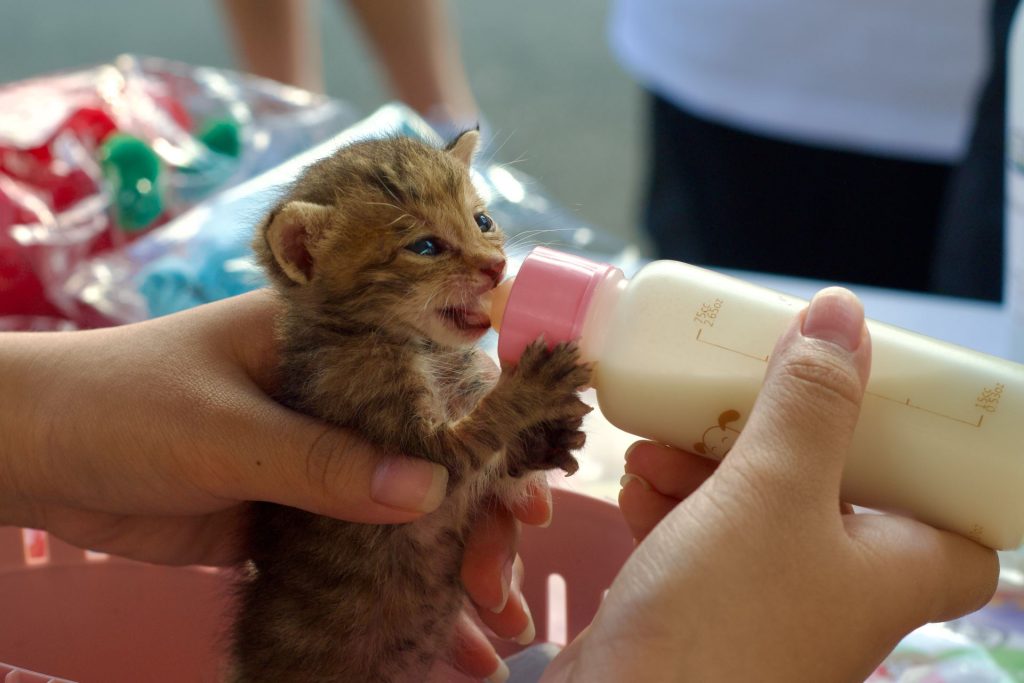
[0, 332, 66, 527]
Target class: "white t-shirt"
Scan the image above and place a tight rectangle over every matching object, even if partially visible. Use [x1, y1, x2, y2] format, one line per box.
[610, 0, 992, 162]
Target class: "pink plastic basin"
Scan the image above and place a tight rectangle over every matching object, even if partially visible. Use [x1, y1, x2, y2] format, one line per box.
[0, 489, 632, 682]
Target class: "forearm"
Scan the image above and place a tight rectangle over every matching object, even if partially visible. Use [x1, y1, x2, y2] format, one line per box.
[345, 0, 478, 123]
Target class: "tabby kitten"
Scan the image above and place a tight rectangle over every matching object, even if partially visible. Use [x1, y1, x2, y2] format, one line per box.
[230, 131, 591, 682]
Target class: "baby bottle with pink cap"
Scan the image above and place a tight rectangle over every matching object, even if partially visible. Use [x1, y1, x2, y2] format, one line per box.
[491, 247, 1024, 550]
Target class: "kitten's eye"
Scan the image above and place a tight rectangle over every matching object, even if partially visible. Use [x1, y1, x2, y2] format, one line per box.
[406, 237, 444, 257]
[475, 212, 494, 233]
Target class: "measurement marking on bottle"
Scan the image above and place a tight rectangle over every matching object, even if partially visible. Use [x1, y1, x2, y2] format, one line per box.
[864, 391, 985, 428]
[694, 327, 987, 428]
[695, 329, 770, 362]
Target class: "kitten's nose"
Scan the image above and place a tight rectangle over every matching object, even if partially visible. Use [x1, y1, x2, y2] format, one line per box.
[479, 258, 506, 288]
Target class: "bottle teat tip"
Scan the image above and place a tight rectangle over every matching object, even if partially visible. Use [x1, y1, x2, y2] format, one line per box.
[489, 277, 515, 332]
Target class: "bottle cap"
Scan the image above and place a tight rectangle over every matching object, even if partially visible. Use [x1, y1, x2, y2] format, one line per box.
[494, 246, 616, 363]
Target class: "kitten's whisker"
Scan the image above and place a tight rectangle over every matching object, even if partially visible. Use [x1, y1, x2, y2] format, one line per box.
[373, 171, 403, 207]
[504, 229, 583, 251]
[354, 200, 426, 230]
[493, 153, 528, 169]
[359, 200, 405, 212]
[421, 288, 444, 314]
[479, 130, 515, 167]
[510, 227, 575, 236]
[505, 238, 549, 254]
[388, 213, 415, 226]
[504, 228, 576, 245]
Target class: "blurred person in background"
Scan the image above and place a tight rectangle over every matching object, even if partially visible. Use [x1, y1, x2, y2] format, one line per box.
[611, 0, 1014, 300]
[219, 0, 481, 142]
[221, 0, 1016, 298]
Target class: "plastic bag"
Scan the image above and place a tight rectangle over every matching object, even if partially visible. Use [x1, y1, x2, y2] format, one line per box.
[0, 54, 356, 329]
[65, 103, 638, 325]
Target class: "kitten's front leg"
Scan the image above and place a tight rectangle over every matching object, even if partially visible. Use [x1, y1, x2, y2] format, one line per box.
[485, 340, 593, 477]
[377, 342, 590, 484]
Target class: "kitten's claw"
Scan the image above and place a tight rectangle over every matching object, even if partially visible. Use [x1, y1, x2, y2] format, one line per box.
[557, 396, 593, 421]
[545, 448, 580, 476]
[511, 409, 587, 476]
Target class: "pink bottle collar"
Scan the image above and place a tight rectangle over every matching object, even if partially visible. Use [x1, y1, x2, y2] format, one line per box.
[496, 247, 617, 364]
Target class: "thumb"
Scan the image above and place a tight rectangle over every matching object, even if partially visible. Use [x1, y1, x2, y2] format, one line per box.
[721, 287, 871, 509]
[221, 400, 448, 524]
[845, 514, 998, 629]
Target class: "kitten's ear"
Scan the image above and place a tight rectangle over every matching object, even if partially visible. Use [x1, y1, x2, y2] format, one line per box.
[262, 201, 333, 285]
[446, 129, 480, 167]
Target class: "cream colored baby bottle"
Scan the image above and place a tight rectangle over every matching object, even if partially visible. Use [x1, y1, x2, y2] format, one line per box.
[491, 247, 1024, 550]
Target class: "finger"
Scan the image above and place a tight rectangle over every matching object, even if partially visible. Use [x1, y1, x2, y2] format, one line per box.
[618, 474, 678, 542]
[187, 291, 448, 524]
[625, 441, 717, 500]
[451, 611, 508, 682]
[510, 476, 553, 528]
[462, 504, 519, 612]
[215, 400, 448, 524]
[845, 513, 999, 627]
[475, 555, 535, 645]
[721, 287, 871, 507]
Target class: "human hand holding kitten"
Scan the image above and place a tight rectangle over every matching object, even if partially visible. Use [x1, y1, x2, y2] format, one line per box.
[0, 287, 547, 680]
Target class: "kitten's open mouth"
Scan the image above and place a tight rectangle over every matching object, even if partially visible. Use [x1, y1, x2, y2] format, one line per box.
[438, 306, 491, 333]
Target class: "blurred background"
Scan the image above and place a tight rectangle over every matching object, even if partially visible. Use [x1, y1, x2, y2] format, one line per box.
[5, 0, 1022, 315]
[8, 7, 1024, 682]
[0, 0, 645, 248]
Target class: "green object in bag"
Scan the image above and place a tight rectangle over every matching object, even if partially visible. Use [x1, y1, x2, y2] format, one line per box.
[99, 133, 162, 231]
[198, 117, 242, 158]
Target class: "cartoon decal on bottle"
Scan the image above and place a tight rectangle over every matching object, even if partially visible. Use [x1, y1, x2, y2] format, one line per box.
[694, 410, 742, 457]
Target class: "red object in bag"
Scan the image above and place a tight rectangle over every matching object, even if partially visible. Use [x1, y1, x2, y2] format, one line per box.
[0, 183, 64, 320]
[64, 107, 119, 148]
[0, 85, 121, 326]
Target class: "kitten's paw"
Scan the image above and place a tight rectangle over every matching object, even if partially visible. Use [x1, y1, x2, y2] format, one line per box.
[496, 341, 592, 432]
[530, 408, 588, 475]
[500, 342, 592, 476]
[514, 340, 592, 394]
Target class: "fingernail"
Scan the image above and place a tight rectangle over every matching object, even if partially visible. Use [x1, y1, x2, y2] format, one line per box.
[490, 556, 514, 614]
[620, 473, 652, 491]
[485, 659, 510, 683]
[624, 442, 641, 462]
[515, 599, 536, 646]
[370, 457, 448, 513]
[801, 287, 865, 352]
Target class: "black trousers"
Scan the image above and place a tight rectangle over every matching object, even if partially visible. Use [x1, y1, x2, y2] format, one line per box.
[930, 0, 1018, 301]
[643, 0, 1020, 300]
[642, 93, 954, 293]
